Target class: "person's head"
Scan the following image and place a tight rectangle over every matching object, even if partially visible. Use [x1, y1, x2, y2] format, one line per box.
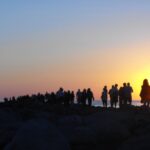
[127, 83, 130, 86]
[87, 88, 91, 91]
[123, 83, 126, 87]
[83, 89, 86, 92]
[59, 87, 63, 92]
[143, 79, 149, 86]
[104, 86, 107, 89]
[115, 84, 118, 88]
[68, 90, 70, 94]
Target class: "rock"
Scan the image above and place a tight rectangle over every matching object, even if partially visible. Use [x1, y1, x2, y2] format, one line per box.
[17, 108, 37, 120]
[0, 122, 22, 149]
[70, 126, 96, 145]
[56, 115, 84, 143]
[4, 119, 70, 150]
[84, 112, 132, 143]
[56, 115, 97, 149]
[56, 115, 83, 126]
[119, 134, 150, 150]
[0, 110, 20, 123]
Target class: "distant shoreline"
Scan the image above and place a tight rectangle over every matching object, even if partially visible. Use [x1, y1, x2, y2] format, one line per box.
[92, 100, 142, 107]
[0, 99, 142, 106]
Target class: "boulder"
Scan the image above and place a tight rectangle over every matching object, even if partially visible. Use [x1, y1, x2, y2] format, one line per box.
[0, 110, 20, 123]
[56, 115, 84, 142]
[56, 115, 83, 126]
[70, 126, 96, 145]
[84, 112, 132, 143]
[4, 119, 70, 150]
[0, 122, 22, 149]
[119, 134, 150, 150]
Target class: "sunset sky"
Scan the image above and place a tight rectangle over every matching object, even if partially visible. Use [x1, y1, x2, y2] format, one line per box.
[1, 0, 150, 100]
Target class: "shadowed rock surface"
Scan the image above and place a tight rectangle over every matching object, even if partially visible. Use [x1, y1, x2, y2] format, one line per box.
[0, 103, 150, 150]
[4, 120, 70, 150]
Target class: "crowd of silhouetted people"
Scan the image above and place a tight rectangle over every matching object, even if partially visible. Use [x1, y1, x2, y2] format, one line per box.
[101, 83, 133, 108]
[3, 88, 75, 107]
[2, 79, 150, 109]
[76, 88, 94, 106]
[2, 88, 93, 108]
[3, 88, 94, 108]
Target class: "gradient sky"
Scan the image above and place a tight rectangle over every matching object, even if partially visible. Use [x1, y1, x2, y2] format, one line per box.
[1, 0, 150, 100]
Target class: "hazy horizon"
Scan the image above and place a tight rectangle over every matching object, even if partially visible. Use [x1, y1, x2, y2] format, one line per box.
[1, 1, 150, 99]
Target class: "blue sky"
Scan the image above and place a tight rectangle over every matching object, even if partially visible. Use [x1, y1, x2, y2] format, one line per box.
[1, 0, 150, 40]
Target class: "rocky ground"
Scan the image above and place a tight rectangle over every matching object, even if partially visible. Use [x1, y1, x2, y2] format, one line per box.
[0, 103, 150, 150]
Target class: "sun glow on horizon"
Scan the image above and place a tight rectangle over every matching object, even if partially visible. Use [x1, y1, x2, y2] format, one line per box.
[130, 70, 150, 100]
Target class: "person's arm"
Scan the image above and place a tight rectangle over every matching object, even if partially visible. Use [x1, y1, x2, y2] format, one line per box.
[132, 87, 133, 93]
[140, 88, 143, 98]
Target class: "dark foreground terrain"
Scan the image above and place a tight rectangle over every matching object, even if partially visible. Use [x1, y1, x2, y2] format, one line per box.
[0, 102, 150, 150]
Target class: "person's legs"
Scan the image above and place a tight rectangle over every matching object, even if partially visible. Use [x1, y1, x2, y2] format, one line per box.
[111, 100, 113, 108]
[102, 100, 104, 107]
[119, 98, 122, 108]
[106, 100, 107, 108]
[88, 98, 92, 106]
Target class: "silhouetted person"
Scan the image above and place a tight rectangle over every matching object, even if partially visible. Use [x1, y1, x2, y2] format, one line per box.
[56, 88, 64, 104]
[109, 84, 119, 108]
[101, 86, 108, 107]
[87, 88, 94, 106]
[45, 92, 56, 104]
[12, 96, 16, 102]
[76, 89, 82, 104]
[70, 91, 75, 104]
[127, 83, 133, 105]
[81, 89, 87, 106]
[45, 92, 50, 103]
[113, 84, 119, 108]
[109, 85, 115, 108]
[140, 79, 150, 107]
[122, 83, 128, 106]
[51, 92, 56, 104]
[64, 90, 71, 107]
[119, 87, 123, 108]
[4, 97, 8, 103]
